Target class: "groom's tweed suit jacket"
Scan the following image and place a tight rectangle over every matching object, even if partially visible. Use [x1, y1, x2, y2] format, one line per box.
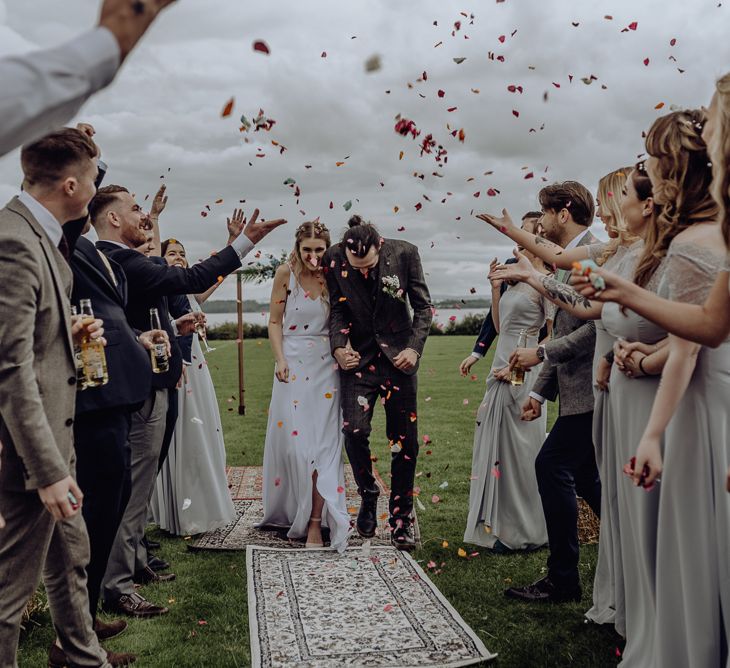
[323, 239, 433, 376]
[0, 197, 76, 491]
[531, 230, 598, 416]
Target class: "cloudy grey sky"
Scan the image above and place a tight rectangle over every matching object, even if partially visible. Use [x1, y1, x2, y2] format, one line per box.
[0, 0, 724, 301]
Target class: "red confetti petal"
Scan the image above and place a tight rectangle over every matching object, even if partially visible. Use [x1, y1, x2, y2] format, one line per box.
[252, 40, 270, 54]
[221, 98, 235, 117]
[628, 21, 638, 30]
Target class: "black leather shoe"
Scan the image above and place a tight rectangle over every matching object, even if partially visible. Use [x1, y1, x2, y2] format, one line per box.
[147, 555, 170, 571]
[133, 565, 176, 585]
[146, 539, 161, 550]
[391, 523, 416, 551]
[504, 576, 581, 603]
[356, 497, 378, 538]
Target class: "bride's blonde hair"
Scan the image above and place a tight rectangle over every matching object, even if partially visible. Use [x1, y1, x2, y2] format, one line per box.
[595, 166, 635, 265]
[709, 72, 730, 249]
[288, 220, 331, 302]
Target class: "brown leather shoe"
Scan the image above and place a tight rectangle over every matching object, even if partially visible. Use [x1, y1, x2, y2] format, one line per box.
[133, 565, 176, 585]
[94, 617, 127, 641]
[48, 643, 137, 667]
[103, 592, 169, 618]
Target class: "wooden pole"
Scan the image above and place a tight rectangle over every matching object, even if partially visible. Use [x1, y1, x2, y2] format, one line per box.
[236, 270, 246, 415]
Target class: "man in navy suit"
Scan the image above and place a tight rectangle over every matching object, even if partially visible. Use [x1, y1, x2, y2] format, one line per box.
[458, 211, 544, 377]
[92, 185, 284, 617]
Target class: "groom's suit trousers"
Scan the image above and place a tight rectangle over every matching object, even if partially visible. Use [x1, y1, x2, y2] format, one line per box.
[102, 388, 167, 603]
[340, 354, 419, 527]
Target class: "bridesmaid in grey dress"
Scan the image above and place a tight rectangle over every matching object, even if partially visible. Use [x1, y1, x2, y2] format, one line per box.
[632, 230, 729, 668]
[464, 242, 552, 552]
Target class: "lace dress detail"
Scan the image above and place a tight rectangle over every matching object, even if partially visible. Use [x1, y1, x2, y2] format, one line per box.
[658, 241, 727, 305]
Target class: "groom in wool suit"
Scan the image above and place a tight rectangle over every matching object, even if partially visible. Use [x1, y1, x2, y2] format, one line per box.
[323, 216, 433, 550]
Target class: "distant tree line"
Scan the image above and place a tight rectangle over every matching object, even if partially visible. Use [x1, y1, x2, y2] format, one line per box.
[207, 312, 486, 340]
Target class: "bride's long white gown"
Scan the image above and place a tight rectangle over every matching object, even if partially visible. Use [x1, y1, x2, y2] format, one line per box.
[257, 270, 351, 551]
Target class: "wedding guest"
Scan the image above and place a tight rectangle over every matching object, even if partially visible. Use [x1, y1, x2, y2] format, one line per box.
[485, 167, 638, 632]
[323, 216, 433, 550]
[0, 0, 176, 157]
[463, 216, 552, 553]
[91, 187, 285, 617]
[480, 181, 600, 602]
[66, 148, 169, 640]
[0, 128, 126, 667]
[577, 107, 728, 667]
[459, 211, 543, 377]
[258, 222, 351, 550]
[150, 237, 236, 536]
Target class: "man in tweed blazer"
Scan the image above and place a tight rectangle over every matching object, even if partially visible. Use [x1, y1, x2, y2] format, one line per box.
[494, 182, 602, 603]
[323, 216, 432, 550]
[0, 129, 114, 666]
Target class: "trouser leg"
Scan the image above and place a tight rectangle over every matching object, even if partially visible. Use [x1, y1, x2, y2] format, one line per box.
[102, 388, 167, 603]
[74, 408, 132, 619]
[339, 368, 379, 499]
[535, 412, 594, 589]
[381, 367, 419, 526]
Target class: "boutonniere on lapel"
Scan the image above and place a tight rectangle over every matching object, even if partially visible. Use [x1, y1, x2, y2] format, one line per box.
[381, 275, 405, 302]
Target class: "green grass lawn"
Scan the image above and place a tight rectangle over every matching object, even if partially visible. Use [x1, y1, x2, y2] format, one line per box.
[18, 336, 620, 667]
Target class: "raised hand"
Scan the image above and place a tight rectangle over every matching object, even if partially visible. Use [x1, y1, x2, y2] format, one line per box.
[149, 184, 168, 220]
[570, 264, 627, 304]
[99, 0, 178, 62]
[226, 208, 246, 243]
[488, 258, 502, 290]
[242, 208, 287, 244]
[490, 248, 534, 284]
[476, 208, 515, 233]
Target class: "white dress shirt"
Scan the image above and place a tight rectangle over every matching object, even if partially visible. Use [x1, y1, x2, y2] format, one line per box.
[0, 28, 120, 157]
[17, 190, 63, 247]
[529, 228, 591, 405]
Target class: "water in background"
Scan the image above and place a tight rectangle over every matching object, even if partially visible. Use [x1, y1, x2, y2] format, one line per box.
[205, 307, 488, 329]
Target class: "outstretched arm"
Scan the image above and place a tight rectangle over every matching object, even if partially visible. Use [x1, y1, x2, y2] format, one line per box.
[573, 267, 730, 347]
[476, 208, 597, 269]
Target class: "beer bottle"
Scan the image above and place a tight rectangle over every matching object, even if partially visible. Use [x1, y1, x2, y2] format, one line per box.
[149, 308, 170, 373]
[70, 305, 87, 391]
[510, 329, 528, 386]
[79, 299, 109, 387]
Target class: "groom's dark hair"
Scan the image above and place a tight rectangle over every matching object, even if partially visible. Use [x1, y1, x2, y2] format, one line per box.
[342, 215, 381, 258]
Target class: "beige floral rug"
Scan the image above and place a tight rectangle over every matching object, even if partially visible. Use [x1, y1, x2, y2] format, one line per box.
[247, 545, 495, 667]
[189, 466, 420, 551]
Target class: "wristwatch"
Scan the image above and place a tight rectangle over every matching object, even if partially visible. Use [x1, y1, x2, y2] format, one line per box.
[536, 345, 546, 362]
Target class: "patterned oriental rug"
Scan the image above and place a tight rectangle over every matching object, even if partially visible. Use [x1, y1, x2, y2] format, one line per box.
[247, 546, 496, 668]
[189, 466, 421, 551]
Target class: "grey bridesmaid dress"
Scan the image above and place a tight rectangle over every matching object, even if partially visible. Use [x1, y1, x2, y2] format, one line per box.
[601, 252, 668, 667]
[585, 241, 640, 633]
[653, 243, 730, 668]
[464, 281, 549, 550]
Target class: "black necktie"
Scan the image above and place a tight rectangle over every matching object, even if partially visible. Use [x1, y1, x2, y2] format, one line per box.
[58, 235, 70, 262]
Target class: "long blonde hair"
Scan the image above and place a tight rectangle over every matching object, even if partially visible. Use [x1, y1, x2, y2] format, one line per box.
[709, 72, 730, 250]
[595, 166, 634, 265]
[288, 220, 331, 302]
[633, 109, 718, 288]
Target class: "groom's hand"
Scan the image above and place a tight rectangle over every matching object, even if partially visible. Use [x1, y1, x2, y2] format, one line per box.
[393, 348, 418, 371]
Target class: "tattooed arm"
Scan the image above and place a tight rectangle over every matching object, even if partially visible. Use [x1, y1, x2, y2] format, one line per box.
[539, 275, 604, 320]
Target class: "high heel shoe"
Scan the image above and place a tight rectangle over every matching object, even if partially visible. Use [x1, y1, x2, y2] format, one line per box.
[305, 517, 325, 549]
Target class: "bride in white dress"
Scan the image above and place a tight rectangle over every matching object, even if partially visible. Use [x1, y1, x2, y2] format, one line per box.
[257, 221, 351, 551]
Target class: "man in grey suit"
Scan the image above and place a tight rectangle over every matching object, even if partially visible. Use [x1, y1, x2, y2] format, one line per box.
[492, 182, 601, 603]
[323, 216, 433, 551]
[0, 129, 127, 667]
